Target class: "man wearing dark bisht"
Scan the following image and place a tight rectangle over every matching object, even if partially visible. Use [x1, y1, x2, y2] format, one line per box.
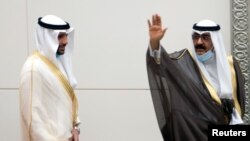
[146, 14, 245, 141]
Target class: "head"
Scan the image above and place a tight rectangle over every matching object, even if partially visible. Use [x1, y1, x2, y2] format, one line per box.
[192, 32, 213, 55]
[36, 15, 73, 57]
[35, 15, 77, 87]
[192, 20, 220, 55]
[192, 20, 221, 62]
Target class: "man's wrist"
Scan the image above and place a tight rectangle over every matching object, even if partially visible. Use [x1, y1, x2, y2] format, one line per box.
[150, 40, 160, 50]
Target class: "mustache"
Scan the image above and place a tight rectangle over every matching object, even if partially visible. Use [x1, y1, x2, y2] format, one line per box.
[195, 45, 206, 50]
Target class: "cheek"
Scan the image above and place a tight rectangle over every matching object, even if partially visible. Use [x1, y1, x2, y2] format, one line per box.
[58, 40, 63, 45]
[63, 37, 68, 43]
[193, 41, 197, 46]
[205, 44, 213, 51]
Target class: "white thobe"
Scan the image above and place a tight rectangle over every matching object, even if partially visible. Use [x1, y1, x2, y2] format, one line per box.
[19, 52, 79, 141]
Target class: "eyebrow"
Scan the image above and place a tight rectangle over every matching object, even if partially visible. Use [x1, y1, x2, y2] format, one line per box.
[202, 33, 210, 35]
[193, 33, 210, 36]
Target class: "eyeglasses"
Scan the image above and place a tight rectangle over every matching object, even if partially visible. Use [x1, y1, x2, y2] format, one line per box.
[192, 33, 211, 41]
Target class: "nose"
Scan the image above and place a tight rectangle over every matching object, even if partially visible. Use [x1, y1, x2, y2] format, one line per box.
[62, 38, 68, 45]
[197, 37, 203, 44]
[60, 36, 68, 45]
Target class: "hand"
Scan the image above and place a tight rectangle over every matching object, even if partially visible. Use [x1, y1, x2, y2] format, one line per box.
[71, 128, 79, 141]
[148, 14, 167, 50]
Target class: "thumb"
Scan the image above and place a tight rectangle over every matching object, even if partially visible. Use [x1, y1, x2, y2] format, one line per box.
[162, 28, 168, 35]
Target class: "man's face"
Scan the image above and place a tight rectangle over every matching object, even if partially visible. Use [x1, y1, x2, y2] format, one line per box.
[192, 32, 214, 55]
[57, 32, 68, 55]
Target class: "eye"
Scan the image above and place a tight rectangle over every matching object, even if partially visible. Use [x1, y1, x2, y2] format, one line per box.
[192, 34, 200, 40]
[201, 34, 211, 40]
[58, 34, 63, 39]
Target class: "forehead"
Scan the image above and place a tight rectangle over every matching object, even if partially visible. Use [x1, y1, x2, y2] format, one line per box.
[58, 32, 68, 38]
[58, 32, 67, 35]
[193, 32, 210, 35]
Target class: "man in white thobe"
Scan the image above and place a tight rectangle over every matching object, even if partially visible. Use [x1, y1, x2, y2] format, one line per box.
[19, 15, 80, 141]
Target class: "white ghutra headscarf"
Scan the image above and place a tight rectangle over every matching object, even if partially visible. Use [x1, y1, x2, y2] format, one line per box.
[191, 20, 243, 124]
[35, 15, 77, 88]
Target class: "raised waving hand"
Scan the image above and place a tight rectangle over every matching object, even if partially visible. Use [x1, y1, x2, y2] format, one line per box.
[148, 14, 167, 50]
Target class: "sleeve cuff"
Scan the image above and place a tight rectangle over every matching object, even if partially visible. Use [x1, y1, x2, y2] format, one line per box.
[149, 44, 161, 57]
[149, 44, 161, 64]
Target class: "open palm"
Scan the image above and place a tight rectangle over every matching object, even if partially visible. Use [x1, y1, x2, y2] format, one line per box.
[148, 14, 167, 43]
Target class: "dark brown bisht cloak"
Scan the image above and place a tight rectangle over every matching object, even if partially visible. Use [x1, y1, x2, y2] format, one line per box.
[146, 47, 245, 141]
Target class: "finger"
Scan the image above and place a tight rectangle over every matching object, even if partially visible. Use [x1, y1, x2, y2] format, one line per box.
[155, 14, 161, 26]
[162, 27, 168, 35]
[147, 19, 151, 28]
[152, 14, 156, 25]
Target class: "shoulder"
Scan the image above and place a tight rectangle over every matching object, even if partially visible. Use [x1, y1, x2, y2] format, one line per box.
[20, 53, 46, 74]
[169, 48, 190, 60]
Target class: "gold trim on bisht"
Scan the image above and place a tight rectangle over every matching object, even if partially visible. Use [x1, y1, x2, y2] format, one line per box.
[227, 55, 241, 116]
[196, 55, 242, 115]
[201, 73, 222, 104]
[176, 49, 188, 60]
[188, 50, 222, 105]
[176, 50, 241, 116]
[34, 51, 78, 126]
